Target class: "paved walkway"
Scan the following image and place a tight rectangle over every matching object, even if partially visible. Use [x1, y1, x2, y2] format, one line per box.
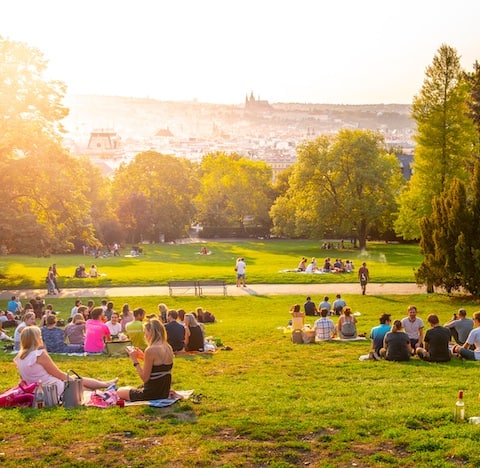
[0, 283, 427, 300]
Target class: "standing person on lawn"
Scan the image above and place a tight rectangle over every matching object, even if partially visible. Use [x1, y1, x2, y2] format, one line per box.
[358, 262, 369, 295]
[235, 257, 247, 287]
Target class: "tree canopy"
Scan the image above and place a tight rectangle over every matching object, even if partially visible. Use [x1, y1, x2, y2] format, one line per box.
[270, 129, 403, 249]
[395, 44, 477, 240]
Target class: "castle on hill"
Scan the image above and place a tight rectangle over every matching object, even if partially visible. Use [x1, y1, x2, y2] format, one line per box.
[245, 91, 272, 111]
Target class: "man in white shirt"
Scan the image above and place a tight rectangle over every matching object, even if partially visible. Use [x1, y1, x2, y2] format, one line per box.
[401, 305, 424, 351]
[236, 258, 246, 287]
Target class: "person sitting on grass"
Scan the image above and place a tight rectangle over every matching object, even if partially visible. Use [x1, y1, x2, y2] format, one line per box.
[369, 313, 391, 359]
[453, 311, 480, 361]
[288, 304, 305, 330]
[84, 307, 111, 353]
[14, 326, 117, 396]
[41, 314, 68, 353]
[314, 308, 335, 341]
[337, 307, 357, 339]
[416, 314, 451, 362]
[64, 313, 86, 346]
[444, 308, 474, 345]
[380, 320, 411, 361]
[126, 308, 147, 350]
[14, 312, 36, 351]
[184, 313, 205, 352]
[118, 318, 174, 402]
[106, 312, 122, 340]
[165, 309, 185, 352]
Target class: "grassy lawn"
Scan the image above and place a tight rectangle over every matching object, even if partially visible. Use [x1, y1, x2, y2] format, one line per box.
[2, 292, 480, 466]
[0, 240, 423, 289]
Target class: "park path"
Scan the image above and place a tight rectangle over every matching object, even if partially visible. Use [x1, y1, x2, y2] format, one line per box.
[0, 282, 426, 301]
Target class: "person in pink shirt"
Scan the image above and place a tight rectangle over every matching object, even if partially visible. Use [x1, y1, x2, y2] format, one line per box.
[84, 307, 111, 353]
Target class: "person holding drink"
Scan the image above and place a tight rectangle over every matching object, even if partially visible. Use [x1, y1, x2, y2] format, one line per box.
[117, 319, 174, 401]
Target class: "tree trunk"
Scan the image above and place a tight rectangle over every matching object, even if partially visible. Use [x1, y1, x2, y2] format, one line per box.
[358, 219, 368, 250]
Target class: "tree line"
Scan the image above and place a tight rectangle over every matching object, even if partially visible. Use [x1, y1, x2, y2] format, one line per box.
[1, 39, 480, 294]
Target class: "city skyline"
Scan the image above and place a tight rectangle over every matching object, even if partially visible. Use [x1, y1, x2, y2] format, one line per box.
[1, 0, 479, 105]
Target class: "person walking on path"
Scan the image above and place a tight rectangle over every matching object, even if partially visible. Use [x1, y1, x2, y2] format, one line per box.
[235, 257, 246, 288]
[358, 262, 369, 295]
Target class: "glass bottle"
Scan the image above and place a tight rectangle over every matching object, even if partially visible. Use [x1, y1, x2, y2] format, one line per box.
[34, 380, 45, 409]
[454, 390, 465, 423]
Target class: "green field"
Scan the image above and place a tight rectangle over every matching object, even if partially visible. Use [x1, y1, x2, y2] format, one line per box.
[0, 240, 423, 290]
[2, 241, 480, 466]
[2, 296, 480, 466]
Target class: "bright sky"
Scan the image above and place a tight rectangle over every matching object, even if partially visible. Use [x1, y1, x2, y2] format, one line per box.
[1, 0, 479, 105]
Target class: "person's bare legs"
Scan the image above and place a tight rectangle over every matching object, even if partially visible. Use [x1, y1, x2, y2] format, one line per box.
[82, 376, 118, 390]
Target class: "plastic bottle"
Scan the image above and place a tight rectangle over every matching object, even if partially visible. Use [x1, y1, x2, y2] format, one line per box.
[34, 380, 45, 409]
[454, 390, 465, 422]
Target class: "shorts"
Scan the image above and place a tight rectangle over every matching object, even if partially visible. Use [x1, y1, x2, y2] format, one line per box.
[237, 273, 245, 280]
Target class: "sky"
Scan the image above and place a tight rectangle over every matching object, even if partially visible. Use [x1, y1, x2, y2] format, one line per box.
[1, 0, 479, 105]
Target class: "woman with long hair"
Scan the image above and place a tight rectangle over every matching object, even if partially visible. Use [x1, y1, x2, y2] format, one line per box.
[14, 326, 117, 395]
[118, 318, 174, 401]
[184, 313, 205, 352]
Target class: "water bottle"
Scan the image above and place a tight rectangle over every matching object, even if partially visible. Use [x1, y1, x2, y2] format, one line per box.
[34, 380, 45, 409]
[454, 390, 465, 423]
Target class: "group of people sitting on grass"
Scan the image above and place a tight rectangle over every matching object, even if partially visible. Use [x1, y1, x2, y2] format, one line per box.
[296, 257, 354, 274]
[289, 295, 362, 341]
[366, 305, 480, 362]
[2, 297, 217, 356]
[8, 300, 218, 404]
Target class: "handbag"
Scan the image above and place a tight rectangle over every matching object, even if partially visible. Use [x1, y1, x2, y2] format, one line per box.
[43, 383, 59, 407]
[62, 370, 84, 408]
[0, 380, 37, 408]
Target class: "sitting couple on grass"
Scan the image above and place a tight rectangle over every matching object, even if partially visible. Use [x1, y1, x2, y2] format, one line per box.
[313, 306, 358, 341]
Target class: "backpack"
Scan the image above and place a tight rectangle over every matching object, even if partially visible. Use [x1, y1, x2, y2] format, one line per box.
[341, 319, 356, 338]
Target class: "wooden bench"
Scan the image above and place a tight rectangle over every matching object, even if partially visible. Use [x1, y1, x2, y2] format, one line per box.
[168, 280, 198, 296]
[197, 280, 227, 296]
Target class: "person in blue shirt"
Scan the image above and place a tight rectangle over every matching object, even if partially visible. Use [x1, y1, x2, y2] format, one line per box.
[369, 313, 391, 359]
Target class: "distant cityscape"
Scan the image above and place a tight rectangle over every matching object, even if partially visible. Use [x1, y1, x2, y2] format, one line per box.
[63, 94, 415, 182]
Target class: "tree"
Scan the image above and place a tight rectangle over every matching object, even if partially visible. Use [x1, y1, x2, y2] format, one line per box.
[417, 160, 480, 297]
[112, 151, 198, 243]
[195, 153, 274, 236]
[270, 129, 403, 249]
[395, 44, 477, 239]
[0, 36, 68, 162]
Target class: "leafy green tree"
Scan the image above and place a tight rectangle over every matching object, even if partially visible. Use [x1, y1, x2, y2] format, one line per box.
[270, 129, 403, 249]
[395, 44, 477, 239]
[195, 153, 274, 234]
[0, 36, 68, 161]
[112, 151, 198, 242]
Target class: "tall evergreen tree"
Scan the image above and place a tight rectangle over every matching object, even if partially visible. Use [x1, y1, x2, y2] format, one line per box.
[395, 44, 477, 239]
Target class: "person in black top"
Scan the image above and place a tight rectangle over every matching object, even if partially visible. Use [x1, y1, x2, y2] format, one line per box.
[416, 314, 451, 362]
[303, 297, 318, 316]
[165, 310, 185, 352]
[380, 320, 411, 361]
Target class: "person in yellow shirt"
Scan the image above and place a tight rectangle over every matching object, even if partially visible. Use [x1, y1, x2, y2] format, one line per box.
[125, 308, 147, 350]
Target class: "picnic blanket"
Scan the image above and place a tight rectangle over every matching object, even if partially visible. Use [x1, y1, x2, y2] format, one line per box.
[124, 389, 194, 407]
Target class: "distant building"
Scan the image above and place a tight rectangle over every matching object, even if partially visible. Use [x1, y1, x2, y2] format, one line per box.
[245, 91, 272, 112]
[86, 128, 124, 159]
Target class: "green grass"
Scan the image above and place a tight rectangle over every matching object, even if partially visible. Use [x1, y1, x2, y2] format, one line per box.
[2, 293, 480, 466]
[0, 240, 423, 289]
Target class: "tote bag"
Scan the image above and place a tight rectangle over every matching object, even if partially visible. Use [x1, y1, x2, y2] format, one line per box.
[62, 370, 84, 408]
